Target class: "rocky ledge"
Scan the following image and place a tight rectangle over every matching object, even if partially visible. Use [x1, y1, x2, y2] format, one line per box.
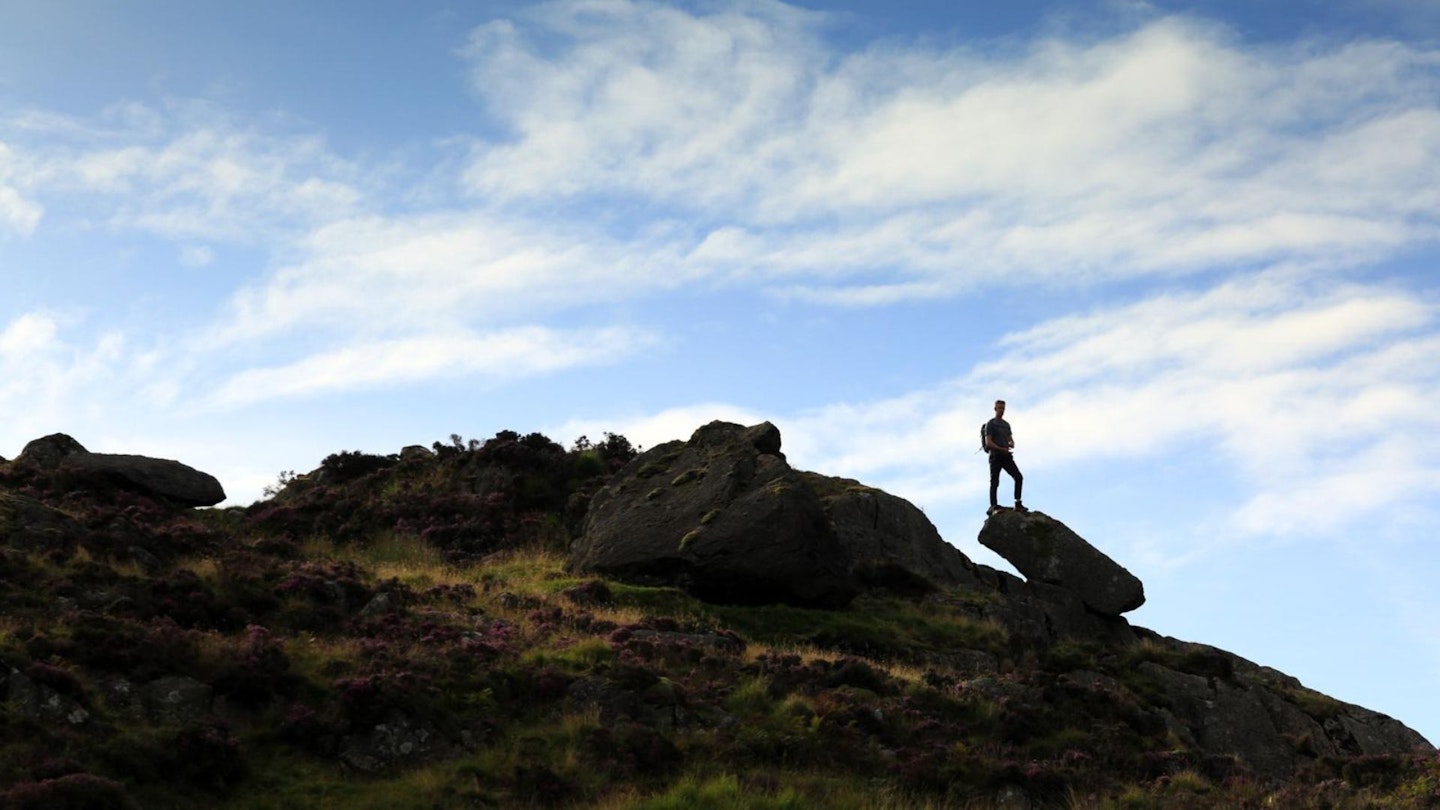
[8, 433, 225, 507]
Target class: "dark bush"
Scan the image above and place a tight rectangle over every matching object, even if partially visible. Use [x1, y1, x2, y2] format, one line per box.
[24, 662, 87, 705]
[173, 719, 247, 793]
[0, 773, 138, 810]
[319, 450, 398, 485]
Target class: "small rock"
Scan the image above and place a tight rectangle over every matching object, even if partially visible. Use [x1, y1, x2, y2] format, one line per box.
[339, 712, 437, 772]
[358, 592, 398, 619]
[15, 433, 88, 468]
[144, 675, 213, 724]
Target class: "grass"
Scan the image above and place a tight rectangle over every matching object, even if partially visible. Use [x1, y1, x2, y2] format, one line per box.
[711, 595, 1008, 664]
[6, 475, 1439, 810]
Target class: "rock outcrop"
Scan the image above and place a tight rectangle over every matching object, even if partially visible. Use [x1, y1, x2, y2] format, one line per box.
[978, 509, 1144, 616]
[0, 491, 90, 554]
[802, 473, 980, 591]
[571, 421, 989, 607]
[12, 433, 226, 507]
[571, 421, 858, 607]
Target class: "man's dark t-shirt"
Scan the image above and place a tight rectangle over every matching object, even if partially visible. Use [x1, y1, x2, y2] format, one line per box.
[985, 417, 1013, 452]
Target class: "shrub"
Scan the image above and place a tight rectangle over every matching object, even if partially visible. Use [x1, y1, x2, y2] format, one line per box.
[171, 719, 247, 793]
[0, 773, 138, 810]
[319, 450, 397, 485]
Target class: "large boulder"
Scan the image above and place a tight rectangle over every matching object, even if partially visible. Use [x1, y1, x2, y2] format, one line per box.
[978, 510, 1144, 616]
[62, 454, 226, 507]
[14, 434, 226, 507]
[571, 421, 858, 607]
[802, 473, 979, 591]
[572, 421, 987, 607]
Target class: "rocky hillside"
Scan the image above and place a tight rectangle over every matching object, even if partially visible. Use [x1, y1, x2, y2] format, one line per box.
[0, 425, 1434, 809]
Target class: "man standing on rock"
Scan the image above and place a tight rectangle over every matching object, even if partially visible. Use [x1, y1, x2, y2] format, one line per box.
[984, 400, 1026, 516]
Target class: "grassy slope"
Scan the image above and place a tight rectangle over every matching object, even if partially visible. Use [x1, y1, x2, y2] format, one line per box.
[0, 436, 1436, 809]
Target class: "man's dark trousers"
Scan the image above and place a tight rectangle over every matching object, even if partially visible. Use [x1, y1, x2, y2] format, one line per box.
[989, 450, 1023, 507]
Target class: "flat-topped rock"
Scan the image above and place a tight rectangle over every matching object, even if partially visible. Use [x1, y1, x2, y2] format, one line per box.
[14, 433, 226, 507]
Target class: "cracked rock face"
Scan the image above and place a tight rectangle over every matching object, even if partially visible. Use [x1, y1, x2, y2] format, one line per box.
[571, 421, 858, 608]
[978, 510, 1145, 616]
[571, 421, 987, 607]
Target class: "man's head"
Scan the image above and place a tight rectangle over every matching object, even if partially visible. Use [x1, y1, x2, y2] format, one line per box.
[994, 400, 1006, 417]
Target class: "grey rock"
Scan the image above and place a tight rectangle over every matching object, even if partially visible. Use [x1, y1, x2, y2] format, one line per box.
[979, 510, 1144, 615]
[339, 711, 438, 772]
[571, 421, 857, 607]
[625, 629, 745, 655]
[808, 473, 980, 590]
[13, 432, 225, 506]
[63, 453, 226, 506]
[15, 433, 89, 467]
[338, 709, 437, 772]
[358, 592, 398, 619]
[945, 649, 1000, 676]
[1328, 706, 1433, 756]
[96, 676, 142, 719]
[128, 545, 163, 573]
[0, 491, 88, 553]
[1132, 651, 1433, 779]
[144, 675, 213, 724]
[400, 444, 433, 462]
[4, 667, 90, 725]
[573, 420, 988, 607]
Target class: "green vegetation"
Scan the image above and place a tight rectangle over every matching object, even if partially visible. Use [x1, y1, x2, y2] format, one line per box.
[0, 429, 1434, 809]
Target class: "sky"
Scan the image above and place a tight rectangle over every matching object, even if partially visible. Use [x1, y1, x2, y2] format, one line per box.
[2, 0, 1438, 745]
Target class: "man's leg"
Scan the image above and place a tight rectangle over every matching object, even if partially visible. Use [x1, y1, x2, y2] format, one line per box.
[1001, 455, 1024, 503]
[988, 453, 1003, 508]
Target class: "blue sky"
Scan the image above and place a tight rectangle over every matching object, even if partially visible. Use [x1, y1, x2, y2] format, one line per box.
[3, 0, 1439, 744]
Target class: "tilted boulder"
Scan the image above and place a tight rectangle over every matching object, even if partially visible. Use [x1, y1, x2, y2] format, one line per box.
[62, 454, 226, 507]
[979, 510, 1144, 616]
[15, 433, 226, 507]
[571, 421, 858, 607]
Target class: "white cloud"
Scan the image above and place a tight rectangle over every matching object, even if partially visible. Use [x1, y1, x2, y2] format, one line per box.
[0, 143, 43, 235]
[209, 325, 658, 406]
[454, 4, 1440, 302]
[550, 402, 772, 453]
[0, 313, 139, 449]
[609, 272, 1440, 543]
[179, 244, 215, 267]
[0, 313, 59, 356]
[213, 210, 702, 343]
[8, 103, 366, 244]
[5, 2, 1439, 424]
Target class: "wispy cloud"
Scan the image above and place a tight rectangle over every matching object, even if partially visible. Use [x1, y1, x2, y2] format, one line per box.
[5, 1, 1440, 407]
[8, 101, 366, 244]
[214, 212, 694, 343]
[0, 143, 43, 235]
[208, 325, 659, 407]
[457, 4, 1440, 301]
[550, 402, 772, 453]
[621, 271, 1440, 542]
[0, 313, 138, 447]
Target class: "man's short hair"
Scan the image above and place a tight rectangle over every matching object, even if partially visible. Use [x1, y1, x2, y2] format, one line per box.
[995, 399, 1006, 407]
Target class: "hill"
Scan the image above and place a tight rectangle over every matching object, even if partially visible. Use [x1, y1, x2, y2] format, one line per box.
[0, 427, 1434, 809]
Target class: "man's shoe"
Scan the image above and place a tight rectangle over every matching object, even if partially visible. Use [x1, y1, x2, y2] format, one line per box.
[1013, 502, 1029, 513]
[986, 505, 1003, 516]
